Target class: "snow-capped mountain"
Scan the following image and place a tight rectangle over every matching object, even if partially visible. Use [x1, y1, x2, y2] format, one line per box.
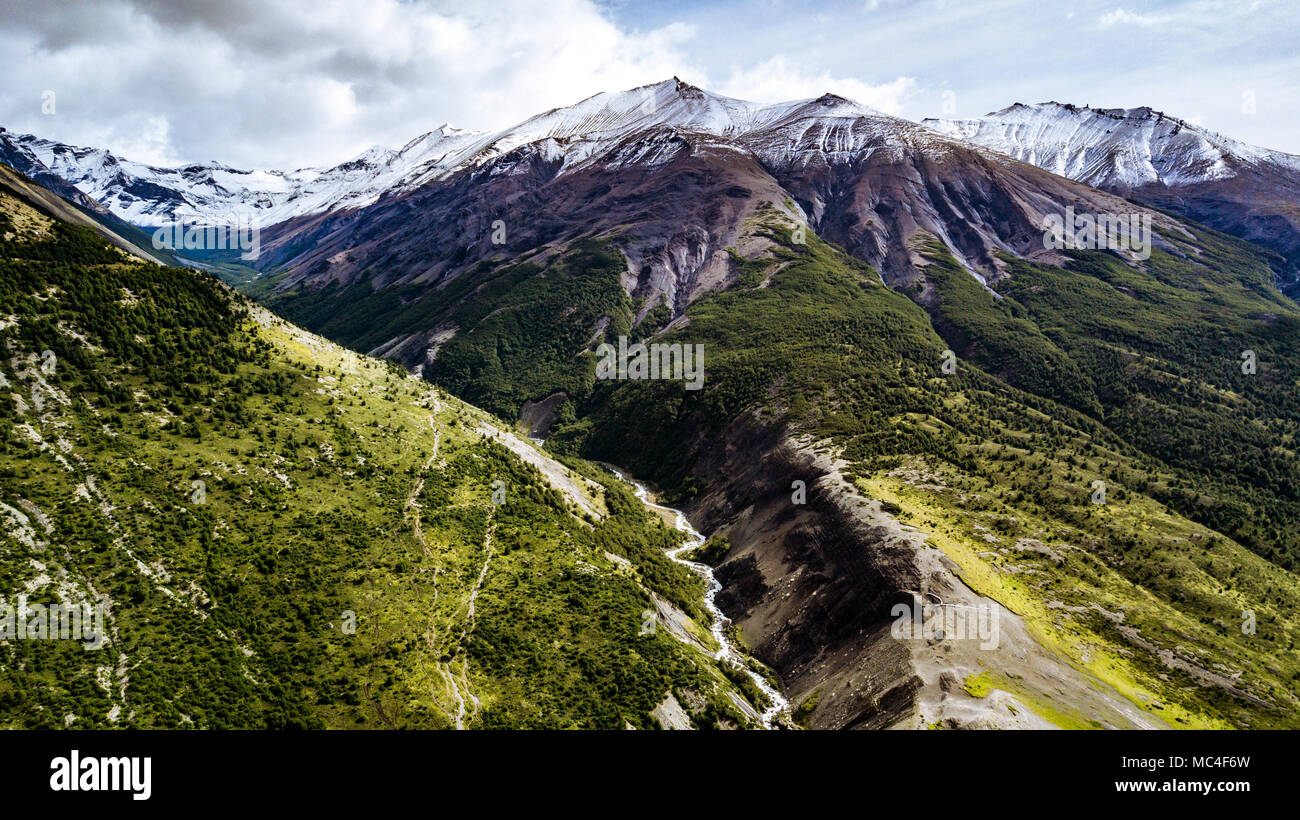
[7, 84, 1298, 277]
[0, 79, 965, 230]
[0, 123, 483, 227]
[6, 79, 815, 227]
[228, 78, 1162, 310]
[924, 102, 1300, 284]
[401, 79, 960, 179]
[8, 79, 1288, 294]
[925, 102, 1300, 189]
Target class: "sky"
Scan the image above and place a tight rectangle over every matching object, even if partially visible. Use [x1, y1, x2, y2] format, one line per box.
[0, 0, 1295, 169]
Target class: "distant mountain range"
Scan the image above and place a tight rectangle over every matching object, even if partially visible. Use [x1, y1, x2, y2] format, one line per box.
[0, 122, 483, 227]
[6, 80, 1299, 295]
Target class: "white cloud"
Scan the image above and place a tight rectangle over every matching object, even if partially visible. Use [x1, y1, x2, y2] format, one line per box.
[1, 0, 1297, 165]
[1099, 8, 1172, 27]
[0, 0, 702, 168]
[718, 56, 916, 113]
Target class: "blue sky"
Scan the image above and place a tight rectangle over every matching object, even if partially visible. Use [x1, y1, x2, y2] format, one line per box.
[604, 0, 1299, 149]
[0, 0, 1294, 167]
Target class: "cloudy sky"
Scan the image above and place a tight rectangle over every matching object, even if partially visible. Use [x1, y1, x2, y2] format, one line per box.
[0, 0, 1295, 168]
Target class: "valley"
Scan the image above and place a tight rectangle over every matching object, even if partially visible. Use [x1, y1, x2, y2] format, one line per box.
[3, 76, 1299, 731]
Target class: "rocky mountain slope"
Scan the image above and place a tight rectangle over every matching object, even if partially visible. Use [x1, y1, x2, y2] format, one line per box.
[926, 102, 1300, 289]
[257, 80, 1183, 300]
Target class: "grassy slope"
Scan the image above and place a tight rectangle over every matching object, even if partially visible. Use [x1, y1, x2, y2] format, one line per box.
[0, 190, 758, 729]
[915, 231, 1300, 571]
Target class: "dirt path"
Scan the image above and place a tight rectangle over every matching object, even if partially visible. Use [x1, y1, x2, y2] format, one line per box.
[401, 411, 477, 729]
[433, 509, 494, 729]
[400, 411, 493, 729]
[465, 514, 495, 627]
[404, 418, 441, 559]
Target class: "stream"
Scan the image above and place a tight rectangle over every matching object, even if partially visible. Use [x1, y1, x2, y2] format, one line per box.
[607, 467, 790, 728]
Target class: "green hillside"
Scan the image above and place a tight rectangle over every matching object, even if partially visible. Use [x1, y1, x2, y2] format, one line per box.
[0, 183, 761, 729]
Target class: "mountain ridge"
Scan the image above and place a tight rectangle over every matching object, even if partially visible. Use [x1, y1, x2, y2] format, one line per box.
[4, 78, 899, 230]
[926, 101, 1300, 188]
[925, 100, 1300, 288]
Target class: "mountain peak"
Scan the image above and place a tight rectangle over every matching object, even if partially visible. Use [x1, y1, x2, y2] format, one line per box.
[643, 75, 694, 91]
[671, 77, 707, 98]
[993, 101, 1184, 126]
[926, 99, 1300, 189]
[817, 92, 849, 103]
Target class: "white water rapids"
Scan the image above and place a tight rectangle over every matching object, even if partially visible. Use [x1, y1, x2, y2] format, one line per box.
[607, 467, 790, 728]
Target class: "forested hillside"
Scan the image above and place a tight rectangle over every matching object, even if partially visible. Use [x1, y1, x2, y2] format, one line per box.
[0, 180, 763, 729]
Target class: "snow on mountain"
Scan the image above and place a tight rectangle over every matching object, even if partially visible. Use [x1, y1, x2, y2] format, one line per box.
[2, 79, 931, 228]
[396, 78, 908, 185]
[0, 123, 484, 227]
[923, 102, 1300, 189]
[20, 82, 1294, 240]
